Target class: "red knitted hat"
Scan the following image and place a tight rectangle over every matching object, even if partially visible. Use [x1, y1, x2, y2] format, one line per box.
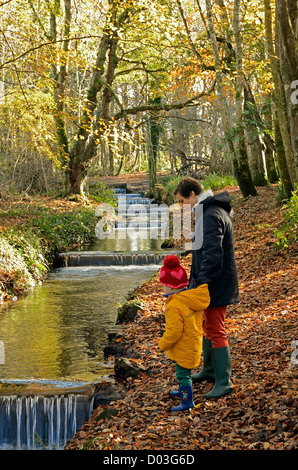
[159, 255, 189, 289]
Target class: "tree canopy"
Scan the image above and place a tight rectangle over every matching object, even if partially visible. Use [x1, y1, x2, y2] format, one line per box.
[0, 0, 297, 197]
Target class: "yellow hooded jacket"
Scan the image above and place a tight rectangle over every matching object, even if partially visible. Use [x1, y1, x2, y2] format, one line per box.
[158, 284, 210, 370]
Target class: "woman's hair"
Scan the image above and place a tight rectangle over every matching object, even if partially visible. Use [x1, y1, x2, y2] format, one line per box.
[173, 177, 203, 198]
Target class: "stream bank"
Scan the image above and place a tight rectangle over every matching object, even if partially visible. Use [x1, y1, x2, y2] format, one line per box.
[0, 195, 102, 303]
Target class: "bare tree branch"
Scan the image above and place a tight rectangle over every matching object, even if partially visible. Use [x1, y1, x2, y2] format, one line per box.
[0, 35, 104, 69]
[0, 0, 14, 7]
[112, 81, 216, 121]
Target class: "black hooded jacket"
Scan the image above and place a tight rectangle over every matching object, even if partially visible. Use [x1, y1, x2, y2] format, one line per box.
[189, 191, 239, 308]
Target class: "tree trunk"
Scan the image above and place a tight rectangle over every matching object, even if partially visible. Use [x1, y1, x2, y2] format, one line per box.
[49, 1, 71, 178]
[101, 140, 107, 176]
[108, 138, 115, 176]
[244, 89, 268, 186]
[231, 0, 257, 196]
[273, 107, 294, 198]
[246, 135, 268, 186]
[204, 0, 256, 198]
[276, 0, 298, 183]
[65, 0, 127, 195]
[264, 0, 297, 188]
[262, 94, 279, 183]
[108, 100, 115, 176]
[148, 96, 162, 194]
[264, 142, 278, 184]
[67, 138, 96, 194]
[101, 28, 118, 178]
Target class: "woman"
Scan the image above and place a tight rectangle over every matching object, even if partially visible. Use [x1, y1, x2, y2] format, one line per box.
[174, 177, 239, 399]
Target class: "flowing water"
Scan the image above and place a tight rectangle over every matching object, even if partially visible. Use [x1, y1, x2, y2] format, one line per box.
[0, 189, 176, 449]
[0, 264, 161, 450]
[0, 264, 161, 385]
[0, 394, 94, 450]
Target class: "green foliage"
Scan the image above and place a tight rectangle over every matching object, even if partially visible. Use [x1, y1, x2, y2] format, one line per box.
[88, 182, 117, 206]
[0, 202, 100, 297]
[0, 232, 44, 296]
[275, 182, 291, 206]
[201, 173, 237, 191]
[0, 203, 48, 220]
[151, 174, 181, 205]
[153, 172, 237, 205]
[4, 228, 48, 278]
[162, 174, 182, 204]
[274, 186, 298, 250]
[28, 209, 97, 260]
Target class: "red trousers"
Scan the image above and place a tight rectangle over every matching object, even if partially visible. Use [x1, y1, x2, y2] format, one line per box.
[203, 305, 229, 348]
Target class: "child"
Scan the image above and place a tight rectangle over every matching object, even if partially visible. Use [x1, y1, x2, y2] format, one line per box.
[158, 255, 210, 411]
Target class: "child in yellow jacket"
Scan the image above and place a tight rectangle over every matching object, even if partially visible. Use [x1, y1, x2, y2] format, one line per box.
[158, 255, 210, 411]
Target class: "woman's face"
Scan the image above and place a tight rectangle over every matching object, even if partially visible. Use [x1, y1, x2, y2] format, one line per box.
[175, 190, 198, 208]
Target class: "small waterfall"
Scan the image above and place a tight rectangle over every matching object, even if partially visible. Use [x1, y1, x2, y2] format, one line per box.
[117, 193, 153, 205]
[57, 186, 183, 270]
[58, 251, 172, 267]
[0, 394, 94, 450]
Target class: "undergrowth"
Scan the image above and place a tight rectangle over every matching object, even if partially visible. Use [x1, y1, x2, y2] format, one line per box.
[0, 206, 98, 300]
[154, 172, 237, 205]
[274, 185, 298, 250]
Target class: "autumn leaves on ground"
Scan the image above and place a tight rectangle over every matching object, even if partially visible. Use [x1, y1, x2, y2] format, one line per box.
[66, 185, 297, 451]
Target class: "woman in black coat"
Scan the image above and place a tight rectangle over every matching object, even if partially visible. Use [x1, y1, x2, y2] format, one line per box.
[174, 177, 239, 399]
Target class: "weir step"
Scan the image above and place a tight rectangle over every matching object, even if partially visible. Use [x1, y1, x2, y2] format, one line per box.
[58, 251, 181, 267]
[0, 394, 93, 450]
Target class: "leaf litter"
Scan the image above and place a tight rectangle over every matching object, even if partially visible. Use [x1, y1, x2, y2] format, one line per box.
[66, 186, 297, 451]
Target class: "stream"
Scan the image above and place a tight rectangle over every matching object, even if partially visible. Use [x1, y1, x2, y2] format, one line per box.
[0, 189, 176, 450]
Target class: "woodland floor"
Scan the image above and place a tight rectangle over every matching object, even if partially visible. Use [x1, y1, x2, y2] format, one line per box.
[64, 183, 298, 452]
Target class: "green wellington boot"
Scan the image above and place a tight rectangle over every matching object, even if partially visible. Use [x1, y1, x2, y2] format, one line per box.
[192, 338, 215, 383]
[204, 346, 233, 399]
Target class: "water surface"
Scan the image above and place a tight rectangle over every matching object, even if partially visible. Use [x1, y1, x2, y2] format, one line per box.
[0, 265, 159, 387]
